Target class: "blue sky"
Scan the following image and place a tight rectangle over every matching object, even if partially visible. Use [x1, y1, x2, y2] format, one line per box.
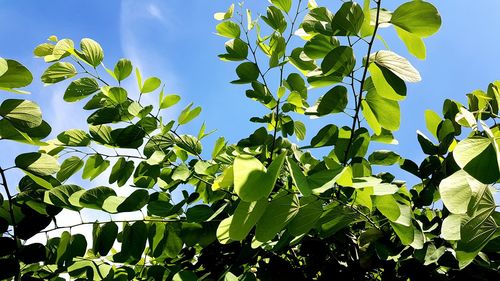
[1, 1, 500, 202]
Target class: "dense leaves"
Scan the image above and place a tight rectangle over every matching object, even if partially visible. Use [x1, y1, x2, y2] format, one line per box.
[0, 1, 499, 280]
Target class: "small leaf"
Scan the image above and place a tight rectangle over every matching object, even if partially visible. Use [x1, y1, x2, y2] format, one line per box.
[178, 103, 202, 125]
[160, 94, 181, 109]
[141, 77, 161, 93]
[79, 186, 116, 210]
[114, 59, 133, 81]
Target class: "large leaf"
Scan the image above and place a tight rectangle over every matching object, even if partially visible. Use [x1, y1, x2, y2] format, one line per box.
[391, 1, 441, 38]
[82, 154, 110, 180]
[92, 222, 118, 256]
[233, 153, 286, 202]
[255, 193, 299, 242]
[369, 50, 421, 82]
[453, 136, 500, 183]
[0, 59, 33, 89]
[229, 199, 268, 241]
[439, 170, 483, 214]
[287, 197, 323, 236]
[114, 59, 133, 81]
[102, 189, 149, 213]
[374, 195, 400, 221]
[0, 99, 42, 129]
[303, 35, 338, 59]
[15, 152, 60, 176]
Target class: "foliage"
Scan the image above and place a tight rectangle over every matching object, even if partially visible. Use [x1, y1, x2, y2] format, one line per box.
[0, 0, 499, 280]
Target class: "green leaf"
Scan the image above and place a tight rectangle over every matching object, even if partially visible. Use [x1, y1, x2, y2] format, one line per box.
[229, 198, 268, 241]
[102, 86, 128, 104]
[216, 21, 240, 38]
[294, 120, 306, 141]
[216, 216, 233, 244]
[303, 35, 338, 59]
[0, 59, 33, 89]
[395, 27, 426, 59]
[287, 197, 323, 236]
[89, 125, 113, 145]
[456, 212, 497, 269]
[57, 156, 84, 182]
[110, 124, 145, 149]
[262, 6, 287, 33]
[172, 270, 198, 281]
[391, 1, 441, 38]
[102, 189, 149, 213]
[233, 153, 286, 202]
[186, 205, 214, 223]
[0, 58, 6, 77]
[82, 154, 110, 180]
[214, 4, 234, 21]
[79, 186, 116, 210]
[114, 221, 147, 264]
[93, 222, 118, 256]
[46, 184, 84, 211]
[390, 221, 414, 245]
[369, 50, 421, 82]
[453, 136, 500, 184]
[309, 124, 338, 148]
[306, 86, 348, 116]
[331, 1, 364, 35]
[321, 46, 355, 77]
[368, 150, 400, 166]
[362, 81, 400, 134]
[64, 78, 99, 102]
[80, 38, 104, 67]
[232, 62, 259, 84]
[219, 38, 249, 61]
[41, 62, 77, 84]
[439, 170, 477, 214]
[15, 152, 60, 176]
[270, 0, 292, 13]
[374, 195, 400, 221]
[0, 99, 42, 129]
[178, 103, 202, 125]
[114, 59, 133, 82]
[255, 193, 300, 242]
[57, 129, 91, 146]
[441, 214, 463, 241]
[424, 109, 441, 139]
[368, 63, 406, 101]
[141, 77, 161, 93]
[160, 94, 181, 109]
[109, 157, 135, 187]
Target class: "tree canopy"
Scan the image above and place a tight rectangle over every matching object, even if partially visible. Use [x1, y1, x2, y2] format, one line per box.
[0, 0, 499, 280]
